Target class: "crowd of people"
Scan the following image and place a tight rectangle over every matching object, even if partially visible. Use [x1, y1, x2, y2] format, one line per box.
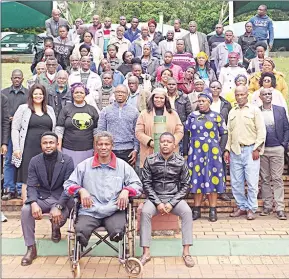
[1, 3, 288, 269]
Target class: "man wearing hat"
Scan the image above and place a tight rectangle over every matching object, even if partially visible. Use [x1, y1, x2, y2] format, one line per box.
[188, 79, 205, 111]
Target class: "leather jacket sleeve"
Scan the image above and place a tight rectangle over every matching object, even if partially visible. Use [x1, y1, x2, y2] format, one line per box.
[142, 158, 162, 206]
[168, 163, 190, 207]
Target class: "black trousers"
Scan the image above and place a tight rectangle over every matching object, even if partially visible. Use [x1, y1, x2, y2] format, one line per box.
[113, 149, 133, 165]
[75, 211, 126, 246]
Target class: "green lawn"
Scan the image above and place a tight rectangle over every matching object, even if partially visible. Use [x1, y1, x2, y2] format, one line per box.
[1, 57, 289, 88]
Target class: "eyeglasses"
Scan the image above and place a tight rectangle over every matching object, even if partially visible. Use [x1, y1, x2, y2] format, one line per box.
[261, 92, 272, 96]
[263, 79, 271, 83]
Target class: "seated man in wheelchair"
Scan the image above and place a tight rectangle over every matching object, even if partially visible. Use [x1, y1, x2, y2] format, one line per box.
[21, 132, 74, 266]
[62, 131, 142, 247]
[140, 132, 194, 267]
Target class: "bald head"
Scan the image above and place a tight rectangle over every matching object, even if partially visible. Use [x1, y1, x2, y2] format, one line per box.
[52, 9, 61, 21]
[44, 48, 55, 58]
[235, 85, 248, 107]
[114, 84, 128, 104]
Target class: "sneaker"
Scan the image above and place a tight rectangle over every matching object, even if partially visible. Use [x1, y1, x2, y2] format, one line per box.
[259, 208, 272, 216]
[2, 192, 15, 201]
[1, 212, 8, 222]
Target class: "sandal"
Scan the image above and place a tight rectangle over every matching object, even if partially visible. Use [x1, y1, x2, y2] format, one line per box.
[182, 254, 195, 268]
[139, 255, 151, 266]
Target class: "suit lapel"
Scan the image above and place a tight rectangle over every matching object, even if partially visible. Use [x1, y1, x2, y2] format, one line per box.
[51, 152, 64, 187]
[197, 32, 202, 51]
[38, 154, 49, 188]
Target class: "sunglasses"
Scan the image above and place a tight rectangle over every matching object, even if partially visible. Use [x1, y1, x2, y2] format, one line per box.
[263, 79, 271, 83]
[261, 92, 272, 96]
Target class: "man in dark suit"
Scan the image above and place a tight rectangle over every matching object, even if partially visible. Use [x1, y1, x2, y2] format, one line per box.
[21, 132, 74, 266]
[259, 88, 288, 220]
[45, 9, 69, 38]
[182, 21, 209, 58]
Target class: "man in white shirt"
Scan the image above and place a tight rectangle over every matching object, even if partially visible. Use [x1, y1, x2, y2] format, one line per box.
[182, 21, 209, 58]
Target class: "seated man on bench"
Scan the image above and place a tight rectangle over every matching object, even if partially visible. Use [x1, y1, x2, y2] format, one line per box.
[21, 132, 74, 266]
[63, 131, 142, 247]
[140, 132, 194, 267]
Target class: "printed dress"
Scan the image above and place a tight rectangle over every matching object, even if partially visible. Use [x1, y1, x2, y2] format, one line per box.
[185, 110, 228, 194]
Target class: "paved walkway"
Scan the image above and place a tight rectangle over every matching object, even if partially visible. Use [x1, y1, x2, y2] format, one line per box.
[2, 256, 289, 278]
[2, 214, 289, 240]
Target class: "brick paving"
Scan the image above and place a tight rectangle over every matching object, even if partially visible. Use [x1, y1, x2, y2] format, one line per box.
[2, 214, 289, 240]
[2, 256, 289, 278]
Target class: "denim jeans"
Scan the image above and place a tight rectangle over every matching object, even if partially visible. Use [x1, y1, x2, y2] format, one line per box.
[3, 139, 22, 194]
[230, 145, 260, 213]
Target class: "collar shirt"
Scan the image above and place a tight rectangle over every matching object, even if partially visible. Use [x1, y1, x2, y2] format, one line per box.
[210, 99, 221, 114]
[190, 32, 200, 57]
[225, 102, 266, 155]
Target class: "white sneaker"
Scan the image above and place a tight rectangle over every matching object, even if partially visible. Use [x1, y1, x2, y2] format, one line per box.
[1, 212, 7, 222]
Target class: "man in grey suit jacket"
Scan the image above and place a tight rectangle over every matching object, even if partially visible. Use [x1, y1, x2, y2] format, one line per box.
[182, 21, 209, 58]
[45, 9, 69, 38]
[159, 30, 177, 63]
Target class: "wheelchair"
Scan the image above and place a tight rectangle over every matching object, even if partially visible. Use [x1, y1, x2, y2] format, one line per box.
[67, 198, 143, 278]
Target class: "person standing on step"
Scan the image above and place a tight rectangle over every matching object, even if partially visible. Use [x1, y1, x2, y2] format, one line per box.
[20, 132, 74, 266]
[259, 88, 288, 220]
[2, 69, 28, 201]
[140, 132, 194, 268]
[224, 85, 266, 221]
[184, 92, 228, 222]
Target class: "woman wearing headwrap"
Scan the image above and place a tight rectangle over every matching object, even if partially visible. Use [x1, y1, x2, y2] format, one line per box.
[218, 52, 248, 95]
[184, 92, 228, 222]
[249, 57, 288, 101]
[148, 19, 164, 45]
[135, 88, 183, 169]
[55, 82, 99, 167]
[195, 52, 217, 87]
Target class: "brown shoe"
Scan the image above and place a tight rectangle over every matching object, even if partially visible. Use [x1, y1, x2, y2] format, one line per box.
[182, 254, 195, 268]
[21, 244, 37, 266]
[230, 209, 247, 217]
[247, 210, 255, 220]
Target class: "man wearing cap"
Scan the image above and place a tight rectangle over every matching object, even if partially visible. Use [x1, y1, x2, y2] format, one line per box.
[215, 30, 243, 75]
[224, 85, 266, 220]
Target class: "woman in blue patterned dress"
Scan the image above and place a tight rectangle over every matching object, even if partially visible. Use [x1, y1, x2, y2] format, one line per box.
[184, 92, 228, 222]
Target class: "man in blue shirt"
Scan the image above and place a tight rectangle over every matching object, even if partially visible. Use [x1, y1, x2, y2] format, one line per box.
[124, 17, 141, 43]
[249, 5, 274, 54]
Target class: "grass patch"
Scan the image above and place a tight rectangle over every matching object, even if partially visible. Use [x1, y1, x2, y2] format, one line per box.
[1, 57, 289, 89]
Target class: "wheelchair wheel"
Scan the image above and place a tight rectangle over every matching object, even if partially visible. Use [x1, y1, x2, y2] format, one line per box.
[124, 257, 143, 277]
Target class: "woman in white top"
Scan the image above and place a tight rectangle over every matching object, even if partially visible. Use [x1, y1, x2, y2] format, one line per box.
[218, 52, 247, 96]
[72, 31, 104, 69]
[251, 72, 288, 115]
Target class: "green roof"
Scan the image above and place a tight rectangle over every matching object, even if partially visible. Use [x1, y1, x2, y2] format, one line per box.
[1, 1, 52, 29]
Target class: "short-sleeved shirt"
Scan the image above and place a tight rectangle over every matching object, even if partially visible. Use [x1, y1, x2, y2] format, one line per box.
[57, 103, 99, 151]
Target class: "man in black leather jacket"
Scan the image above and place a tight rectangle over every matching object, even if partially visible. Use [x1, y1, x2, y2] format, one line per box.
[140, 132, 194, 268]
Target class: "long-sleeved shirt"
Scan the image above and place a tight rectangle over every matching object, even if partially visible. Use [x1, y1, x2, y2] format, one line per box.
[63, 153, 142, 219]
[225, 103, 266, 155]
[97, 102, 139, 151]
[249, 15, 274, 45]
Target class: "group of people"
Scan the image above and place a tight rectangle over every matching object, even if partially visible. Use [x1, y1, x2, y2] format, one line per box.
[1, 3, 288, 270]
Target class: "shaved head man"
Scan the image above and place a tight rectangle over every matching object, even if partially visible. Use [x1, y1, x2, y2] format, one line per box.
[46, 8, 68, 38]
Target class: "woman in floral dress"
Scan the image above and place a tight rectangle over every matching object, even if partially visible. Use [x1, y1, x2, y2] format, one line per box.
[184, 92, 228, 222]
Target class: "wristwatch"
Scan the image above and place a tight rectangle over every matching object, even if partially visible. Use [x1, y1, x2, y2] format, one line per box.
[55, 204, 63, 210]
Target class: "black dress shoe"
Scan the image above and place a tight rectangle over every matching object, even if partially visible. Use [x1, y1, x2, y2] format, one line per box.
[276, 211, 287, 220]
[21, 244, 37, 266]
[259, 208, 272, 216]
[209, 207, 217, 222]
[51, 227, 61, 243]
[219, 193, 231, 201]
[192, 207, 201, 220]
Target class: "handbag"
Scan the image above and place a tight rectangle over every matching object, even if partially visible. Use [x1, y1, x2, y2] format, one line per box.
[11, 154, 22, 168]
